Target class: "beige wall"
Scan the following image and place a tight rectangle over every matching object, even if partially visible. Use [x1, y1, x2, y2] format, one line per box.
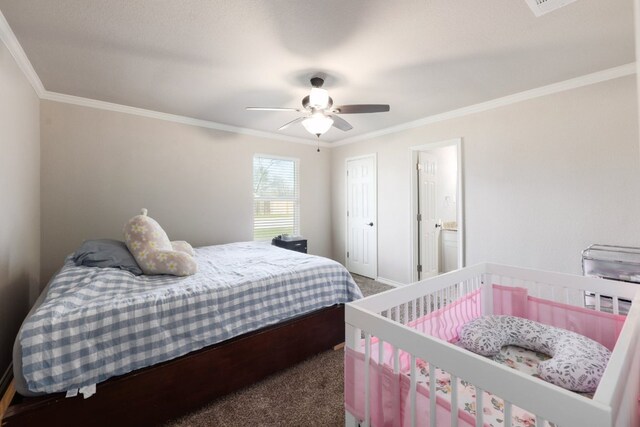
[0, 42, 40, 374]
[40, 101, 332, 281]
[332, 76, 640, 284]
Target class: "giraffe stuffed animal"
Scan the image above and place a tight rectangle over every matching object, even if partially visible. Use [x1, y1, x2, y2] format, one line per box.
[123, 209, 197, 276]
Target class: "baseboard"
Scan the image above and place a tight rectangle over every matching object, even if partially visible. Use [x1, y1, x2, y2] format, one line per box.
[0, 364, 12, 400]
[0, 363, 15, 422]
[375, 277, 405, 287]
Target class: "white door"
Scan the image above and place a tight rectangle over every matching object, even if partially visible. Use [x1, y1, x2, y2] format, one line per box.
[418, 151, 440, 278]
[346, 155, 377, 279]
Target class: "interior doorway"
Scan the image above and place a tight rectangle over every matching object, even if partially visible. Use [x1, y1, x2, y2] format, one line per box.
[410, 139, 464, 281]
[345, 154, 377, 279]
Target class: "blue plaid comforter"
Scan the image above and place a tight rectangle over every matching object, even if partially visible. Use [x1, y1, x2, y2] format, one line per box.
[19, 242, 362, 394]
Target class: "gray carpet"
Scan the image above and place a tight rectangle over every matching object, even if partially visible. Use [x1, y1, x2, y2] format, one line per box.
[166, 275, 391, 427]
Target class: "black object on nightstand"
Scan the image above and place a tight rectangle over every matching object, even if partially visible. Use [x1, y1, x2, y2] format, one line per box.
[272, 236, 307, 254]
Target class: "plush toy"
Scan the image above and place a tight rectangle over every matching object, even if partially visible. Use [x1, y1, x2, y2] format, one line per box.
[123, 209, 197, 276]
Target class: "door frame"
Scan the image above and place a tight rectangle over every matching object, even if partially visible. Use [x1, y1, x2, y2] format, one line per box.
[409, 138, 464, 282]
[345, 153, 378, 278]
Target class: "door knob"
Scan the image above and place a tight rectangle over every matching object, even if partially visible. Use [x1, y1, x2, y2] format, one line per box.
[435, 224, 442, 228]
[367, 222, 374, 227]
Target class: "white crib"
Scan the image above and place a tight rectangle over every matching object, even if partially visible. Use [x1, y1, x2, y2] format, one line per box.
[344, 263, 640, 427]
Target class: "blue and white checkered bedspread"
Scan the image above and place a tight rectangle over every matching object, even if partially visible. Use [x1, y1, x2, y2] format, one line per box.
[19, 242, 362, 394]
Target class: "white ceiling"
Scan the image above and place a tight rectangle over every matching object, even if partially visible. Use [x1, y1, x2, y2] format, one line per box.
[0, 0, 634, 142]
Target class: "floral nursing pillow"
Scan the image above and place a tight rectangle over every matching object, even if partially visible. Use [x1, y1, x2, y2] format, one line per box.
[460, 315, 611, 393]
[123, 209, 197, 276]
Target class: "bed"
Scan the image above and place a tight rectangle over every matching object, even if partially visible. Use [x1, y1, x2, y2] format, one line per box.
[4, 242, 361, 426]
[344, 263, 640, 427]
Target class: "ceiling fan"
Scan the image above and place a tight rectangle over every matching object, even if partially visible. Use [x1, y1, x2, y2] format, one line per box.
[246, 77, 390, 138]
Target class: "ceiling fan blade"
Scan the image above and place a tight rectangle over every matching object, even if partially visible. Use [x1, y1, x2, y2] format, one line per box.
[330, 115, 353, 131]
[278, 117, 305, 131]
[246, 107, 301, 112]
[334, 104, 390, 114]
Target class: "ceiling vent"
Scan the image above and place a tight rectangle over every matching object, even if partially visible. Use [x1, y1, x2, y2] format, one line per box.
[525, 0, 577, 16]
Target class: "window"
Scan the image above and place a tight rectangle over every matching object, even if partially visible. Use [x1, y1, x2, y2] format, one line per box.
[253, 155, 300, 240]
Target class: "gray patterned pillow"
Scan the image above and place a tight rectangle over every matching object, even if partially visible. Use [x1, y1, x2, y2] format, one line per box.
[460, 315, 611, 393]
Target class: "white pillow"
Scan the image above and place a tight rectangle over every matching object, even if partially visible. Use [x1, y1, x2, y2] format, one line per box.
[460, 315, 611, 393]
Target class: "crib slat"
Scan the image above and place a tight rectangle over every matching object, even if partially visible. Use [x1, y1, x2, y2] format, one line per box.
[400, 302, 409, 325]
[504, 401, 512, 427]
[364, 333, 371, 427]
[613, 296, 620, 315]
[393, 346, 400, 374]
[475, 386, 483, 427]
[378, 338, 385, 365]
[534, 281, 542, 298]
[429, 364, 437, 427]
[595, 293, 601, 312]
[451, 374, 458, 427]
[410, 356, 417, 427]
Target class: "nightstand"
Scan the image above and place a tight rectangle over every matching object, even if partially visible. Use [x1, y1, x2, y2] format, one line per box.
[272, 238, 307, 254]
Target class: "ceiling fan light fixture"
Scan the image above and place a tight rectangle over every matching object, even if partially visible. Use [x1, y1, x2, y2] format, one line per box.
[302, 114, 333, 137]
[309, 88, 330, 109]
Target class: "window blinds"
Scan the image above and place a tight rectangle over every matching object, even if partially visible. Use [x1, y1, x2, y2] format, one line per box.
[253, 155, 300, 240]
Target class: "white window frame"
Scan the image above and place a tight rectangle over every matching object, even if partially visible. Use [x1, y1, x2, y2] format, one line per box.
[252, 154, 301, 241]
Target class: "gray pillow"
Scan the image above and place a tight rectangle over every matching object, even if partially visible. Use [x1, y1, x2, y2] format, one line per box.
[73, 239, 143, 275]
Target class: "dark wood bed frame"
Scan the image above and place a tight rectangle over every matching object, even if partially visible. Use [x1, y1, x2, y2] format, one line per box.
[1, 304, 345, 427]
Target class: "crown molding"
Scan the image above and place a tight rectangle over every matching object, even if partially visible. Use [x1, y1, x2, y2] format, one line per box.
[333, 62, 637, 147]
[41, 91, 329, 147]
[2, 7, 634, 148]
[1, 11, 325, 147]
[0, 10, 44, 96]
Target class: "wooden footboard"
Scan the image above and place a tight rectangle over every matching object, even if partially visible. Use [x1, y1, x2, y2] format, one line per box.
[2, 304, 345, 427]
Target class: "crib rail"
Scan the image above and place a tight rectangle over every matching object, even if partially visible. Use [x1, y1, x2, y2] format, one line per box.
[350, 264, 486, 317]
[484, 263, 637, 315]
[353, 263, 636, 317]
[346, 262, 640, 427]
[594, 292, 640, 427]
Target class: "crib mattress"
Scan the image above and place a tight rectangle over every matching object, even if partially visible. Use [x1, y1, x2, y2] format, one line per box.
[415, 345, 592, 427]
[16, 242, 362, 395]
